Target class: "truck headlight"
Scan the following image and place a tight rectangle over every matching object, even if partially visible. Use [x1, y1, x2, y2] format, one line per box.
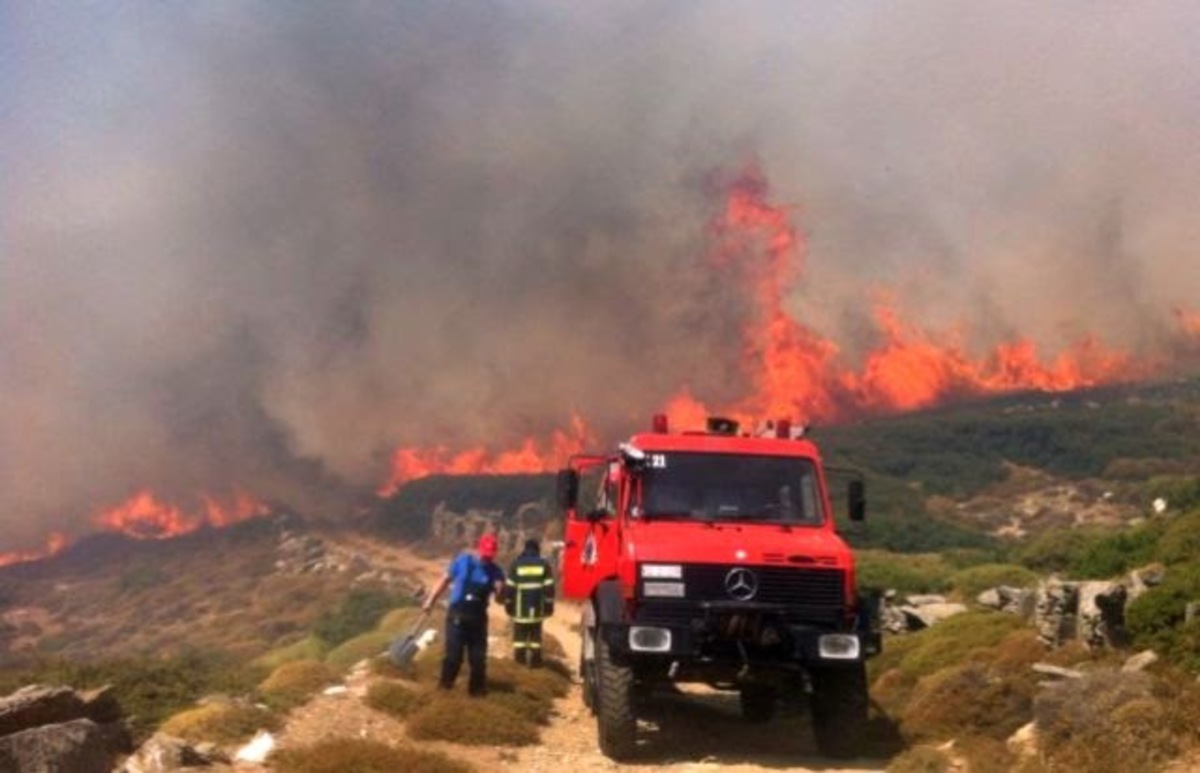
[629, 626, 672, 652]
[818, 633, 861, 660]
[642, 581, 686, 598]
[641, 563, 683, 579]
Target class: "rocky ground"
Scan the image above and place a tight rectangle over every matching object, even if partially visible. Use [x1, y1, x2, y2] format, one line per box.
[227, 536, 888, 772]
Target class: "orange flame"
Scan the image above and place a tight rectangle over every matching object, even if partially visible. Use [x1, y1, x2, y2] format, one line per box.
[377, 165, 1197, 490]
[379, 414, 597, 493]
[0, 532, 68, 569]
[93, 489, 270, 540]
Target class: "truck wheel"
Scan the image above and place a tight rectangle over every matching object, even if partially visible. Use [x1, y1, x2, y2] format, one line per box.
[596, 629, 637, 760]
[808, 663, 868, 759]
[740, 685, 776, 723]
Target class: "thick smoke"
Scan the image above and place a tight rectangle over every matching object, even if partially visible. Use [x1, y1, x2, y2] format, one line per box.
[3, 2, 1200, 549]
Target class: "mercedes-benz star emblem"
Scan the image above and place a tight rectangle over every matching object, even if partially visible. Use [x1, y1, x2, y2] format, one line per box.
[724, 567, 758, 601]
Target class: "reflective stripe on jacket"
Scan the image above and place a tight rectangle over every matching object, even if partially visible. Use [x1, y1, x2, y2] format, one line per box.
[505, 554, 555, 623]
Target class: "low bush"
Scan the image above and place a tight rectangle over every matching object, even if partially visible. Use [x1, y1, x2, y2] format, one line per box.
[377, 607, 425, 634]
[259, 659, 337, 711]
[406, 692, 538, 746]
[324, 630, 392, 673]
[252, 636, 330, 671]
[1126, 561, 1200, 670]
[159, 701, 279, 746]
[1154, 510, 1200, 566]
[873, 612, 1027, 684]
[947, 563, 1039, 600]
[1032, 668, 1200, 773]
[365, 681, 426, 718]
[0, 651, 264, 743]
[1068, 524, 1161, 579]
[313, 589, 413, 647]
[270, 738, 472, 773]
[856, 551, 953, 595]
[901, 663, 1033, 742]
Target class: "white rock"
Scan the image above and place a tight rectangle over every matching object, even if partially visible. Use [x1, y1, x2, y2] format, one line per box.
[234, 730, 275, 763]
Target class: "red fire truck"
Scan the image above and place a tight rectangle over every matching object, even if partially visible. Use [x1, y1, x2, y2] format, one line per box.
[556, 415, 878, 760]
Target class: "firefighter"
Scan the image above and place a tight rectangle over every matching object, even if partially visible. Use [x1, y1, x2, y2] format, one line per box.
[505, 538, 555, 667]
[422, 533, 506, 696]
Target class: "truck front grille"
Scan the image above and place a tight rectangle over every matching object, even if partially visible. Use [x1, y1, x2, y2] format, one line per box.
[637, 564, 845, 626]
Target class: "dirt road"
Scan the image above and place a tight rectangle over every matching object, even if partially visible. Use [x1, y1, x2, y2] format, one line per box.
[268, 535, 889, 772]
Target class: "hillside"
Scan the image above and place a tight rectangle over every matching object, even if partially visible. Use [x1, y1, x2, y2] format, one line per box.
[2, 377, 1200, 770]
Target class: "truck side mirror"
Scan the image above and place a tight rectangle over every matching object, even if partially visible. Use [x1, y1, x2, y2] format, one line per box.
[847, 479, 866, 522]
[556, 469, 579, 510]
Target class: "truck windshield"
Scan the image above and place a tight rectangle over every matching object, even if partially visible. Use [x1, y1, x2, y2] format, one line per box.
[637, 453, 824, 525]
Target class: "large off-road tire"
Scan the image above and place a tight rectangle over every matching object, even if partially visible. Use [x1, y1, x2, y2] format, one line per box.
[740, 685, 776, 723]
[596, 630, 637, 760]
[809, 663, 868, 759]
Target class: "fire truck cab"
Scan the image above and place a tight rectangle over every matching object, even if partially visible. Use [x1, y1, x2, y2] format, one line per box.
[556, 415, 878, 760]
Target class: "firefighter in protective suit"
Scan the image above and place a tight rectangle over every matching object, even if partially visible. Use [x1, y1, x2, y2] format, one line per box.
[505, 538, 555, 666]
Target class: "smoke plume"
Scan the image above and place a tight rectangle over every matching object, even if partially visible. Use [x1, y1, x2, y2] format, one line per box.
[3, 2, 1200, 549]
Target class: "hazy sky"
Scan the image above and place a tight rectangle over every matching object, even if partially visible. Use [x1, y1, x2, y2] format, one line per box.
[3, 2, 1199, 548]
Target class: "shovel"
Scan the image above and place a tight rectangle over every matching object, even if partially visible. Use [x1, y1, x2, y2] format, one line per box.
[388, 609, 433, 667]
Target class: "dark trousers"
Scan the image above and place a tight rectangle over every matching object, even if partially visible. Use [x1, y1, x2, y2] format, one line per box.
[440, 612, 488, 695]
[512, 621, 543, 667]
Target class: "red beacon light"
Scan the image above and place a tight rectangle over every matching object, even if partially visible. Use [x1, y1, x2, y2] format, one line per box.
[775, 418, 792, 439]
[652, 413, 669, 434]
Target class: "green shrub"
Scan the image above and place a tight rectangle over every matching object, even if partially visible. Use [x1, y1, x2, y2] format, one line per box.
[873, 612, 1027, 683]
[365, 681, 426, 718]
[324, 630, 392, 672]
[377, 607, 425, 634]
[313, 590, 413, 647]
[0, 652, 265, 743]
[1017, 526, 1108, 574]
[1154, 510, 1200, 566]
[406, 692, 538, 746]
[1068, 525, 1161, 579]
[948, 563, 1039, 600]
[856, 551, 953, 595]
[1144, 476, 1200, 515]
[1127, 561, 1200, 670]
[252, 636, 330, 671]
[160, 701, 279, 745]
[259, 659, 337, 711]
[270, 738, 472, 773]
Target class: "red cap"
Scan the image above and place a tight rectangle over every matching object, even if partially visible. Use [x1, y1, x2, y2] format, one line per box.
[478, 534, 498, 558]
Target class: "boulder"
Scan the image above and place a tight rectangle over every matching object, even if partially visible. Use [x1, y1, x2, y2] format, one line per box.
[900, 602, 968, 630]
[977, 585, 1036, 618]
[0, 718, 126, 773]
[1121, 650, 1159, 673]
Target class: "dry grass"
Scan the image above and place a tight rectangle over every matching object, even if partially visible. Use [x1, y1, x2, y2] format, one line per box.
[406, 691, 539, 747]
[259, 659, 337, 711]
[159, 701, 280, 746]
[1033, 668, 1200, 773]
[901, 662, 1034, 742]
[252, 635, 330, 671]
[365, 681, 427, 718]
[324, 630, 392, 672]
[270, 738, 472, 773]
[886, 744, 954, 772]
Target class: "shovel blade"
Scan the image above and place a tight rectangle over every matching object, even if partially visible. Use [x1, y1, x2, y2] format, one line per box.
[389, 635, 420, 666]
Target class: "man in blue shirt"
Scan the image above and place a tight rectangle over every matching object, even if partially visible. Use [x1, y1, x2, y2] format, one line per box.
[422, 533, 506, 695]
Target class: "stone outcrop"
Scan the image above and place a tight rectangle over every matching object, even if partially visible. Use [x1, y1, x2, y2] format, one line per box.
[429, 501, 549, 555]
[120, 733, 229, 772]
[0, 684, 130, 773]
[1033, 575, 1140, 648]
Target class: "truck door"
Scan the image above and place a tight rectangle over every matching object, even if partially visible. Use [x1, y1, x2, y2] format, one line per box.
[561, 455, 621, 599]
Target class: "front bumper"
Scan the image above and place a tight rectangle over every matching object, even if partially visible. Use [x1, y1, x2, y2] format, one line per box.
[605, 600, 881, 665]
